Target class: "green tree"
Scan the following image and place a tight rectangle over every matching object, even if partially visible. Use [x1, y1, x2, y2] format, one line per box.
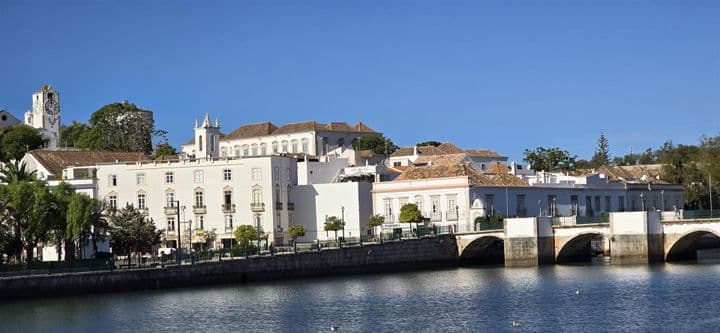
[59, 121, 91, 148]
[65, 192, 97, 261]
[0, 125, 46, 162]
[416, 141, 442, 147]
[351, 135, 398, 155]
[107, 204, 162, 265]
[76, 128, 106, 150]
[590, 133, 610, 168]
[5, 181, 54, 264]
[153, 142, 177, 159]
[523, 147, 577, 171]
[324, 216, 343, 241]
[367, 214, 384, 236]
[233, 225, 258, 252]
[47, 182, 73, 262]
[87, 101, 157, 154]
[287, 224, 307, 245]
[0, 161, 37, 183]
[399, 203, 423, 235]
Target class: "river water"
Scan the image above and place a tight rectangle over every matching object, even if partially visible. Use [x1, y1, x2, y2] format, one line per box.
[2, 264, 720, 332]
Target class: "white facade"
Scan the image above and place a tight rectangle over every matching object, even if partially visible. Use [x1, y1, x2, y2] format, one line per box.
[92, 156, 298, 249]
[291, 182, 373, 241]
[24, 84, 60, 149]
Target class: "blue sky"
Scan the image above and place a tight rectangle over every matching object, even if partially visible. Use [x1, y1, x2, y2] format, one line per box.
[1, 0, 718, 162]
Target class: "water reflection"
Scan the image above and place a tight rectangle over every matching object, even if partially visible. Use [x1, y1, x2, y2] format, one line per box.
[3, 264, 720, 332]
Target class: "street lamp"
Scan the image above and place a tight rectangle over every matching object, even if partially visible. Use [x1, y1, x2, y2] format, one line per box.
[175, 200, 181, 265]
[661, 190, 665, 211]
[341, 206, 345, 242]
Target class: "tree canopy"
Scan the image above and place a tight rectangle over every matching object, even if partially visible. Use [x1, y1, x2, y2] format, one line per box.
[153, 142, 177, 159]
[590, 133, 611, 168]
[107, 204, 161, 257]
[416, 141, 442, 147]
[324, 216, 344, 240]
[287, 224, 307, 243]
[0, 125, 46, 162]
[234, 225, 258, 248]
[351, 135, 398, 155]
[523, 147, 577, 171]
[59, 121, 91, 148]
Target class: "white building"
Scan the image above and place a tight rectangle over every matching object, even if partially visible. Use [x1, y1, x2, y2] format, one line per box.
[24, 84, 61, 149]
[388, 142, 508, 171]
[372, 162, 684, 233]
[181, 117, 379, 166]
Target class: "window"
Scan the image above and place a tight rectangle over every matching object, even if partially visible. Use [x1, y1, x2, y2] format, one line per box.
[251, 144, 258, 156]
[586, 196, 593, 216]
[225, 215, 233, 232]
[221, 147, 228, 157]
[485, 194, 494, 214]
[223, 169, 232, 181]
[193, 170, 204, 183]
[260, 143, 267, 155]
[198, 135, 203, 152]
[198, 215, 204, 229]
[275, 184, 280, 202]
[571, 195, 578, 215]
[447, 197, 457, 211]
[136, 173, 146, 185]
[286, 168, 291, 181]
[166, 192, 175, 207]
[252, 188, 262, 204]
[605, 196, 611, 213]
[431, 197, 440, 213]
[224, 190, 232, 206]
[272, 141, 279, 154]
[252, 168, 261, 180]
[516, 194, 526, 217]
[291, 140, 298, 153]
[234, 146, 241, 157]
[274, 167, 279, 180]
[618, 196, 625, 212]
[393, 161, 401, 167]
[137, 193, 146, 210]
[548, 195, 557, 216]
[595, 196, 601, 215]
[165, 172, 174, 183]
[281, 141, 288, 153]
[383, 199, 393, 219]
[301, 139, 309, 153]
[195, 191, 204, 208]
[108, 195, 117, 209]
[209, 135, 215, 152]
[109, 175, 117, 187]
[337, 137, 345, 147]
[286, 185, 291, 202]
[242, 145, 249, 156]
[414, 195, 424, 213]
[167, 217, 175, 232]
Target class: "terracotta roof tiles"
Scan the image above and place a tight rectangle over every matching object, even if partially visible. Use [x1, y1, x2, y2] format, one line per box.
[28, 149, 149, 177]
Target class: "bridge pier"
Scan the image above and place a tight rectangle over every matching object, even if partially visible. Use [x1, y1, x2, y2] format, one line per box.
[504, 217, 554, 266]
[609, 212, 664, 264]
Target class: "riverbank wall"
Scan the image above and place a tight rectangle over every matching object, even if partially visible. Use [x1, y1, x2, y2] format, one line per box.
[0, 235, 458, 301]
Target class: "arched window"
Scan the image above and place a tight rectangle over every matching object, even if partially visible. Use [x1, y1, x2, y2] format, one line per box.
[301, 138, 309, 153]
[281, 141, 288, 153]
[242, 145, 249, 156]
[260, 143, 267, 155]
[198, 135, 203, 152]
[272, 141, 279, 154]
[252, 187, 262, 204]
[166, 192, 175, 207]
[195, 190, 204, 208]
[137, 192, 147, 210]
[291, 140, 298, 153]
[251, 144, 258, 156]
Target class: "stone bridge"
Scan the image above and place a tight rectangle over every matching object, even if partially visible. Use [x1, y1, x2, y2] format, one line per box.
[454, 211, 720, 266]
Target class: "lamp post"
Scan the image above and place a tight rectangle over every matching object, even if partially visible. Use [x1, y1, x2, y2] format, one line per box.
[341, 206, 345, 243]
[175, 200, 181, 265]
[661, 190, 665, 211]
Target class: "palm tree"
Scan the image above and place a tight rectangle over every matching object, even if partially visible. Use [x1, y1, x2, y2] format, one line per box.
[0, 161, 37, 184]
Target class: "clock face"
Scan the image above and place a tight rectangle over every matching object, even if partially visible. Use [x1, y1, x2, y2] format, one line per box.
[45, 99, 59, 116]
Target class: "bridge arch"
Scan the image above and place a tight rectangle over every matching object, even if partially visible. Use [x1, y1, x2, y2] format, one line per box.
[665, 229, 720, 262]
[459, 235, 504, 265]
[556, 232, 607, 263]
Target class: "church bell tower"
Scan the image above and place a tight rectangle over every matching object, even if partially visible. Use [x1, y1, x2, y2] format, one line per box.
[25, 84, 60, 149]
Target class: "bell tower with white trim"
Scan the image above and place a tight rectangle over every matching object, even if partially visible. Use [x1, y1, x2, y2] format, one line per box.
[24, 84, 60, 149]
[194, 113, 221, 158]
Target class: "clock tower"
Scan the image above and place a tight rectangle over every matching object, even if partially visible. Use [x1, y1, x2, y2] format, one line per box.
[24, 84, 60, 149]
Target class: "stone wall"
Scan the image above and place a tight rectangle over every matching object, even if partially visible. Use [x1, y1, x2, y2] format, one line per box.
[0, 236, 458, 301]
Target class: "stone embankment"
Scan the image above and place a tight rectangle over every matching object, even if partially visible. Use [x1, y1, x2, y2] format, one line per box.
[0, 235, 458, 301]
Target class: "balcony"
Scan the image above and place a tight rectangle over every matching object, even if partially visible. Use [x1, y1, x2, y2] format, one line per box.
[430, 212, 442, 222]
[193, 205, 207, 214]
[446, 211, 458, 221]
[251, 202, 265, 212]
[164, 206, 178, 215]
[222, 203, 236, 213]
[287, 202, 295, 211]
[275, 202, 284, 210]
